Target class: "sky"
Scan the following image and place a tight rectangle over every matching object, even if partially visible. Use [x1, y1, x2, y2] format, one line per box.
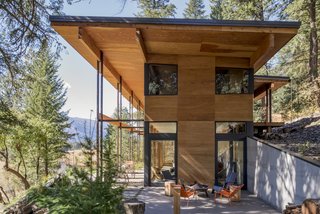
[59, 0, 211, 119]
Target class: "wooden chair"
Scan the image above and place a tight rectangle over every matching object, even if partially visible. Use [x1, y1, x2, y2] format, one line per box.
[214, 184, 244, 204]
[180, 184, 196, 207]
[151, 167, 162, 180]
[212, 171, 237, 193]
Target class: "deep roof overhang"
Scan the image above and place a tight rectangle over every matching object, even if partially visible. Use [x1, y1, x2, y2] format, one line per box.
[50, 16, 299, 107]
[254, 75, 290, 100]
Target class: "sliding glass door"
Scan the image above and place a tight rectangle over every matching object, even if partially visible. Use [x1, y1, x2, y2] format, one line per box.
[144, 122, 177, 186]
[150, 140, 175, 184]
[216, 140, 244, 186]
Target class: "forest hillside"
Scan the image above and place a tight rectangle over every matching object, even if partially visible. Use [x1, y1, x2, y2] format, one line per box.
[259, 112, 320, 162]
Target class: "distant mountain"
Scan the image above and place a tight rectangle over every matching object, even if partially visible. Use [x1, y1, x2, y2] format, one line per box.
[66, 117, 107, 144]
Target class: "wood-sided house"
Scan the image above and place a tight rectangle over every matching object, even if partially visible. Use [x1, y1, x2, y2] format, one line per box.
[50, 16, 300, 187]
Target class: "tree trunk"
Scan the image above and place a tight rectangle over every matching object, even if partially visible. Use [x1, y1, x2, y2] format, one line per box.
[4, 166, 30, 190]
[0, 186, 10, 205]
[308, 0, 320, 107]
[36, 155, 40, 180]
[45, 138, 49, 176]
[257, 0, 264, 21]
[0, 146, 30, 190]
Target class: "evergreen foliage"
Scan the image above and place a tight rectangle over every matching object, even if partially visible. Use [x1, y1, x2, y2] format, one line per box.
[27, 168, 123, 213]
[210, 0, 223, 19]
[0, 0, 69, 78]
[183, 0, 206, 19]
[135, 0, 176, 18]
[24, 45, 71, 178]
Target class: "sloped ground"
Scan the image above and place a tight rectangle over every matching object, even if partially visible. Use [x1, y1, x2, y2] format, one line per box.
[259, 113, 320, 161]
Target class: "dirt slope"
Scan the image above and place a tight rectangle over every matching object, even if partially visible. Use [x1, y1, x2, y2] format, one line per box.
[259, 113, 320, 161]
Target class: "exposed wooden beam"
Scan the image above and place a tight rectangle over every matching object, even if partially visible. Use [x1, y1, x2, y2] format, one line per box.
[78, 27, 144, 108]
[254, 83, 274, 100]
[250, 34, 275, 71]
[78, 27, 100, 60]
[136, 29, 148, 62]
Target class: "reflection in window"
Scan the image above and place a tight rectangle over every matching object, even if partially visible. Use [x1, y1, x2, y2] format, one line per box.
[216, 122, 246, 134]
[216, 68, 250, 94]
[151, 140, 175, 182]
[147, 64, 177, 95]
[216, 141, 244, 185]
[149, 122, 177, 133]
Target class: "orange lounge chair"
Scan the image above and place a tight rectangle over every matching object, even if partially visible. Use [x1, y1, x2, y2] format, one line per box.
[180, 185, 196, 206]
[214, 184, 244, 204]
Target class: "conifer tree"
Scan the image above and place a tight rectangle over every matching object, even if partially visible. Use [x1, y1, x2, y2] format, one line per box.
[25, 45, 70, 177]
[211, 0, 277, 21]
[135, 0, 176, 18]
[210, 0, 223, 19]
[183, 0, 206, 19]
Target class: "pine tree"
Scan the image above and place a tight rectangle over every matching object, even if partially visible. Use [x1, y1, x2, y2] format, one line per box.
[183, 0, 207, 19]
[135, 0, 176, 18]
[271, 0, 320, 116]
[210, 0, 223, 19]
[25, 45, 70, 177]
[212, 0, 277, 21]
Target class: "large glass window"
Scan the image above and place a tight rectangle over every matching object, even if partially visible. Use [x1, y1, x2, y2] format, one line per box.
[216, 68, 250, 94]
[149, 122, 177, 134]
[146, 64, 178, 95]
[216, 122, 246, 134]
[151, 140, 175, 183]
[216, 141, 244, 185]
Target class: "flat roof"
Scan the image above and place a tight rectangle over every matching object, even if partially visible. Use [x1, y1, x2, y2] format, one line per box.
[254, 75, 290, 100]
[50, 16, 300, 29]
[50, 16, 299, 107]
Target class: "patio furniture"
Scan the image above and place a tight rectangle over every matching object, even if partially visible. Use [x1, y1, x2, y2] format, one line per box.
[180, 185, 196, 207]
[214, 184, 244, 204]
[190, 183, 209, 197]
[161, 169, 176, 181]
[212, 171, 237, 193]
[151, 167, 162, 180]
[229, 185, 242, 201]
[164, 181, 176, 196]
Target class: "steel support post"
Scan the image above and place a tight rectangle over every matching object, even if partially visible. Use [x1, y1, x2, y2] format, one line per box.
[119, 77, 123, 166]
[96, 60, 100, 179]
[100, 51, 104, 179]
[116, 83, 120, 167]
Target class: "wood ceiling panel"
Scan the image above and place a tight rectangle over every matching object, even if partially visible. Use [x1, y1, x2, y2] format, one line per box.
[142, 29, 267, 46]
[99, 43, 139, 51]
[201, 42, 258, 51]
[52, 23, 297, 109]
[146, 41, 253, 57]
[85, 27, 137, 44]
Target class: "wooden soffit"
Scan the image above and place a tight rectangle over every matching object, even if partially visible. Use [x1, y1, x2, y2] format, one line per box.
[50, 16, 299, 107]
[254, 75, 290, 100]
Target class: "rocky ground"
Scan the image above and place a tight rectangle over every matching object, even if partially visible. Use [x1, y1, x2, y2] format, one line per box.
[258, 113, 320, 162]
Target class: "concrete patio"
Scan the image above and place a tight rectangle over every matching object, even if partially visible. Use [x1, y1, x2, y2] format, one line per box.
[124, 186, 280, 214]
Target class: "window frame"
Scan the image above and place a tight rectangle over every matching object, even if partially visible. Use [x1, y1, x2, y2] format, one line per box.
[215, 121, 247, 135]
[144, 63, 178, 96]
[144, 121, 178, 186]
[149, 121, 177, 134]
[215, 67, 254, 95]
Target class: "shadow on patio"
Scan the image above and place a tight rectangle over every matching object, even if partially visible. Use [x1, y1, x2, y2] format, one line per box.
[134, 187, 280, 214]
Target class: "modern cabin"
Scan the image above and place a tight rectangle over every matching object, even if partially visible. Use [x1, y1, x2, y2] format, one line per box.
[50, 16, 300, 188]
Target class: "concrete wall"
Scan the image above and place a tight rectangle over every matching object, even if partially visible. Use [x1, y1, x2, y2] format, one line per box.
[247, 137, 320, 211]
